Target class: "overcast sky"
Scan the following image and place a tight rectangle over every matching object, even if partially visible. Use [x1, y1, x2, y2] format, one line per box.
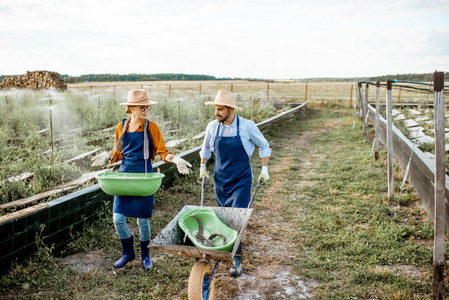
[1, 0, 448, 79]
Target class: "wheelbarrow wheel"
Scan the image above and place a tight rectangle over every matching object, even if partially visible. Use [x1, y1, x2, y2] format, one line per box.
[188, 261, 215, 300]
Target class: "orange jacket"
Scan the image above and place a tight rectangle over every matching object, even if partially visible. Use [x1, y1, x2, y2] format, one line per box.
[110, 118, 171, 163]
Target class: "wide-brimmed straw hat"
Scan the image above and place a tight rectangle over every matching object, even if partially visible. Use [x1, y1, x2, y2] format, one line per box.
[119, 89, 158, 106]
[205, 90, 242, 110]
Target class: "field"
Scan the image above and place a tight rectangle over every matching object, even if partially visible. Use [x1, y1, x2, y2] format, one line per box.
[1, 80, 446, 298]
[1, 104, 445, 299]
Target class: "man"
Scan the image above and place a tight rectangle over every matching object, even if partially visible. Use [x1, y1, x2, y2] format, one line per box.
[199, 90, 271, 276]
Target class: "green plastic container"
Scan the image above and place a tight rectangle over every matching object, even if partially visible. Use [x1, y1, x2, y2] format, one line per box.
[96, 172, 165, 197]
[178, 208, 238, 252]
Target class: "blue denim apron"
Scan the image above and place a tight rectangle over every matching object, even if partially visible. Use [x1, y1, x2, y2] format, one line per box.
[113, 119, 154, 218]
[213, 116, 252, 208]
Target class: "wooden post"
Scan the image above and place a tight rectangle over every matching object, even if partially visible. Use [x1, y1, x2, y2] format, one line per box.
[177, 100, 180, 140]
[169, 85, 171, 98]
[364, 83, 369, 142]
[398, 86, 401, 103]
[358, 82, 363, 120]
[113, 86, 116, 100]
[207, 97, 210, 119]
[98, 96, 101, 126]
[349, 84, 353, 107]
[267, 83, 270, 101]
[386, 80, 394, 200]
[199, 84, 202, 97]
[304, 83, 308, 101]
[90, 86, 93, 96]
[49, 97, 54, 181]
[374, 82, 381, 160]
[432, 71, 445, 300]
[360, 83, 366, 122]
[231, 84, 233, 93]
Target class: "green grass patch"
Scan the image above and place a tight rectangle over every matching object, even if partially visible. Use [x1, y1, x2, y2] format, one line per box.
[266, 108, 436, 298]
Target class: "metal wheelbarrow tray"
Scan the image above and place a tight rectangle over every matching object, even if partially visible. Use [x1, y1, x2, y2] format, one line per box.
[149, 205, 253, 262]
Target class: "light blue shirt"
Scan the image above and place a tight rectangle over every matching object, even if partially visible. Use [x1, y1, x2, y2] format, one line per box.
[199, 116, 271, 159]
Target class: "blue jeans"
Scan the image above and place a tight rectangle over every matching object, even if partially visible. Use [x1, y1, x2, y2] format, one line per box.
[113, 213, 151, 241]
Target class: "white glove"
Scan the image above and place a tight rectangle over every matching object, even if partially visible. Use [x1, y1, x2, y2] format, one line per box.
[258, 165, 269, 181]
[91, 151, 112, 166]
[172, 156, 192, 175]
[199, 163, 209, 178]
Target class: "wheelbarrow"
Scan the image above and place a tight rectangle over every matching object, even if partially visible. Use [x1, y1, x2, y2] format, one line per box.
[149, 178, 264, 299]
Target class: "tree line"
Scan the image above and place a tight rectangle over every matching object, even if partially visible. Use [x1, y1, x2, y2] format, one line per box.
[299, 73, 448, 83]
[59, 73, 242, 83]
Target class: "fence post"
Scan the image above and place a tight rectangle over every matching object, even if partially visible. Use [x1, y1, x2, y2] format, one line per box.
[358, 82, 363, 120]
[398, 86, 402, 103]
[386, 80, 394, 200]
[433, 71, 445, 300]
[267, 83, 270, 101]
[177, 100, 180, 140]
[48, 97, 54, 181]
[304, 83, 308, 102]
[374, 82, 381, 160]
[199, 84, 202, 97]
[349, 84, 353, 108]
[231, 84, 233, 93]
[364, 83, 369, 142]
[169, 85, 171, 98]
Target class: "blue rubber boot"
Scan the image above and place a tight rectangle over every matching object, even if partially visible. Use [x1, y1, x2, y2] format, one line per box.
[230, 242, 242, 277]
[140, 240, 153, 271]
[113, 235, 135, 269]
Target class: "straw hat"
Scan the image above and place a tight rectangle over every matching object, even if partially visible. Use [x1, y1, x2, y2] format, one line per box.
[119, 89, 158, 106]
[205, 90, 242, 110]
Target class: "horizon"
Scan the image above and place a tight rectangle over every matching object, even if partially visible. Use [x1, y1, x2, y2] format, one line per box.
[0, 71, 441, 82]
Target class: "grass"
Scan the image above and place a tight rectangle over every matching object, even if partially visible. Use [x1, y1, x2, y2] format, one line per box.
[1, 101, 445, 299]
[271, 106, 437, 298]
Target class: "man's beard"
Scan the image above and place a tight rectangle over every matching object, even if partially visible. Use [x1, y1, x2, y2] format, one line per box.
[217, 114, 229, 123]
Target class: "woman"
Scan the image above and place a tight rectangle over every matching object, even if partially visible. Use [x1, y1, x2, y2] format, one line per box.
[92, 89, 191, 270]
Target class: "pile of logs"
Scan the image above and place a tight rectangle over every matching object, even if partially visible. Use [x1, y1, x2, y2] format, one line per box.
[0, 70, 67, 91]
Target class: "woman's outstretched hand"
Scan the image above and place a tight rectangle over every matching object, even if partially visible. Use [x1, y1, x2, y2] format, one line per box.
[166, 154, 192, 175]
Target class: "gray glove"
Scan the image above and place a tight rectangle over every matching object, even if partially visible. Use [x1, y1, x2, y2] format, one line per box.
[91, 151, 111, 166]
[172, 156, 192, 175]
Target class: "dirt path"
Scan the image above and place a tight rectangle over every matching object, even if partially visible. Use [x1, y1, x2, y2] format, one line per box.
[213, 117, 341, 299]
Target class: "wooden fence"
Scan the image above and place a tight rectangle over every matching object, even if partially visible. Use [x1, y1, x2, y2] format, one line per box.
[366, 104, 449, 230]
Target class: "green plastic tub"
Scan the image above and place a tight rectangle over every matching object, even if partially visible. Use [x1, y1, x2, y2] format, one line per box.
[178, 208, 238, 252]
[96, 172, 165, 196]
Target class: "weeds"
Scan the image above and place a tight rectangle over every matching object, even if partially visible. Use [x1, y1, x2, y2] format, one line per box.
[0, 224, 72, 297]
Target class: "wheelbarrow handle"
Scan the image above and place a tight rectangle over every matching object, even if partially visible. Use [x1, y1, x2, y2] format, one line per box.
[248, 178, 264, 208]
[201, 177, 206, 206]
